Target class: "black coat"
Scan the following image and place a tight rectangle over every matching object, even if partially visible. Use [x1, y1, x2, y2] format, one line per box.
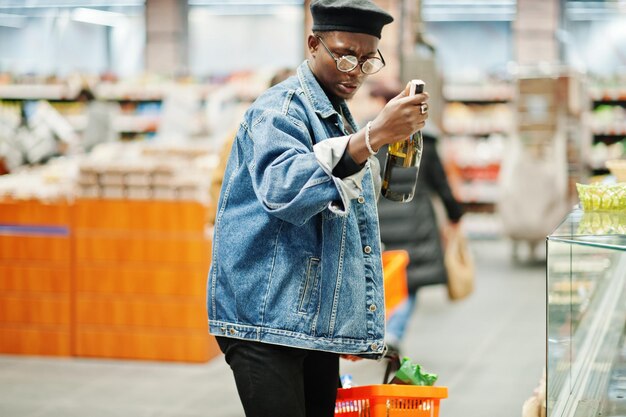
[377, 134, 463, 294]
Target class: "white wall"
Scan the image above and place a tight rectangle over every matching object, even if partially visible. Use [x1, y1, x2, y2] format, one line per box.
[425, 21, 513, 83]
[110, 15, 145, 78]
[188, 6, 304, 77]
[0, 12, 144, 77]
[564, 17, 626, 77]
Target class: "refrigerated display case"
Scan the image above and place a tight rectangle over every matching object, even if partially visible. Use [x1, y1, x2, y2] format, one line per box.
[547, 209, 626, 417]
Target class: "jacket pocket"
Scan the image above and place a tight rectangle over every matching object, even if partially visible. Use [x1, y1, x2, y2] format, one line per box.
[298, 257, 320, 314]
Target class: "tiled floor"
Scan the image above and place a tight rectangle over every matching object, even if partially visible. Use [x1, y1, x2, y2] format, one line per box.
[0, 238, 546, 417]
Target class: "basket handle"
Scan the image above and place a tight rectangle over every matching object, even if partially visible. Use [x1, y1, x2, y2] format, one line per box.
[383, 350, 402, 384]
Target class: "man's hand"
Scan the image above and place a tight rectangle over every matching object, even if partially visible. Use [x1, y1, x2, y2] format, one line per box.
[368, 81, 429, 149]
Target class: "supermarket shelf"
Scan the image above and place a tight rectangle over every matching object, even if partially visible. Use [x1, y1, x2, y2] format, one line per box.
[0, 198, 219, 363]
[593, 99, 626, 109]
[445, 98, 511, 105]
[592, 130, 626, 137]
[461, 211, 502, 239]
[593, 134, 626, 144]
[1, 81, 212, 140]
[0, 84, 80, 100]
[94, 83, 214, 101]
[456, 168, 500, 182]
[591, 168, 610, 176]
[445, 127, 510, 136]
[454, 180, 499, 210]
[113, 114, 160, 133]
[107, 98, 164, 103]
[442, 91, 509, 217]
[65, 114, 161, 133]
[590, 88, 626, 102]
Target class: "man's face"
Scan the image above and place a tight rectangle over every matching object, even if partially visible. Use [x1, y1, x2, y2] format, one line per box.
[308, 31, 381, 100]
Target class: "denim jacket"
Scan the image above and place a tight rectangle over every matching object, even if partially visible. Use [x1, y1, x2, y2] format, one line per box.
[207, 61, 385, 357]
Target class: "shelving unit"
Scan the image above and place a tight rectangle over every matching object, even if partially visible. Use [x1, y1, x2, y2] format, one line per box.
[0, 81, 215, 141]
[0, 197, 220, 363]
[0, 83, 81, 101]
[73, 199, 215, 362]
[0, 199, 73, 356]
[439, 82, 514, 238]
[589, 87, 626, 175]
[441, 83, 514, 212]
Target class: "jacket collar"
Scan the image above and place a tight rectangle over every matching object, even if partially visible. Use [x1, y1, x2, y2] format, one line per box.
[297, 61, 340, 119]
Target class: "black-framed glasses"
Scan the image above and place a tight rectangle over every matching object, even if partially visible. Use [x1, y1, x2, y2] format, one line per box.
[316, 36, 386, 75]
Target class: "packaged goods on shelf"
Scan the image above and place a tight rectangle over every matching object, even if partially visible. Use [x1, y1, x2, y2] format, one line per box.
[0, 100, 82, 171]
[0, 140, 219, 204]
[549, 257, 611, 275]
[590, 140, 626, 171]
[0, 130, 24, 173]
[29, 101, 80, 151]
[443, 134, 505, 172]
[95, 79, 166, 100]
[460, 212, 503, 239]
[0, 77, 226, 363]
[18, 122, 57, 165]
[586, 81, 626, 175]
[76, 141, 218, 204]
[0, 101, 21, 129]
[592, 105, 626, 136]
[589, 83, 626, 102]
[0, 157, 78, 201]
[551, 280, 594, 293]
[440, 82, 514, 217]
[0, 81, 81, 100]
[606, 159, 626, 182]
[441, 134, 505, 208]
[443, 102, 512, 135]
[0, 73, 273, 147]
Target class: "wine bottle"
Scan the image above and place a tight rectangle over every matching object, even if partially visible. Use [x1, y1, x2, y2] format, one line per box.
[381, 80, 425, 202]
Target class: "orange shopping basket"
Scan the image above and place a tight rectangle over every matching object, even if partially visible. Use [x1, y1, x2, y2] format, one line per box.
[382, 250, 410, 319]
[335, 384, 448, 417]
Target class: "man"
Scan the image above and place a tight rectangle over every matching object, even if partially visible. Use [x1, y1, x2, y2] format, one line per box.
[207, 0, 429, 415]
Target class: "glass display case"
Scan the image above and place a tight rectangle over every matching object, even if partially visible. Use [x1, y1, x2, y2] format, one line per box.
[547, 209, 626, 417]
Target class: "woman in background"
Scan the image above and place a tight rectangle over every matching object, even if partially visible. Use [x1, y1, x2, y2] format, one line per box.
[372, 83, 464, 355]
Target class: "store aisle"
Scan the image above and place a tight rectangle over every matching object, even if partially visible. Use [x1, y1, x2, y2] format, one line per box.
[0, 238, 545, 417]
[342, 238, 546, 416]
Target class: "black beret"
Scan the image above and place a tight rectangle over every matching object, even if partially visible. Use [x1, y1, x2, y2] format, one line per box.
[311, 0, 394, 39]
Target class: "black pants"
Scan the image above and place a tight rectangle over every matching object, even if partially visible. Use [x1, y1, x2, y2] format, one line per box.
[216, 336, 339, 417]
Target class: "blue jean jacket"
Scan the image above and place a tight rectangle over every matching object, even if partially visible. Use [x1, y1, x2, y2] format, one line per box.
[207, 61, 385, 357]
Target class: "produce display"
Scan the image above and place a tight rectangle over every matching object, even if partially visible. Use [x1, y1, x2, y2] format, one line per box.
[577, 182, 626, 212]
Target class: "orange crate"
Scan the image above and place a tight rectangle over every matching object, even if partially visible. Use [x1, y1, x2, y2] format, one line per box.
[335, 385, 448, 417]
[382, 250, 409, 318]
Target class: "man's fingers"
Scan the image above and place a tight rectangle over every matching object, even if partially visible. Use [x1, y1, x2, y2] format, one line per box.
[396, 92, 429, 106]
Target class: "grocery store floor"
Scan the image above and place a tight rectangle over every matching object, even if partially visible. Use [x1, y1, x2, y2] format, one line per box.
[0, 238, 546, 417]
